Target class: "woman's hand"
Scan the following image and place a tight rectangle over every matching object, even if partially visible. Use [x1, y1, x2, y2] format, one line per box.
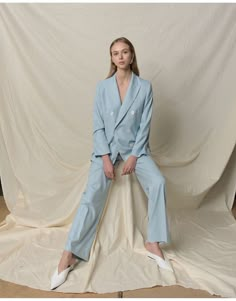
[102, 154, 115, 180]
[122, 155, 137, 176]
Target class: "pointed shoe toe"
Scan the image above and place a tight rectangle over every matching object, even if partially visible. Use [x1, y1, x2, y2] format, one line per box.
[147, 251, 173, 272]
[50, 259, 79, 290]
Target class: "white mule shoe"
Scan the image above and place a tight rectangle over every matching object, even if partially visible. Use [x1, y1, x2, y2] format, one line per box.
[50, 259, 79, 290]
[147, 251, 173, 272]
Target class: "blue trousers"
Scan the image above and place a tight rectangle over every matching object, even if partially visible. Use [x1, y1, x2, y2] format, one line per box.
[65, 154, 170, 261]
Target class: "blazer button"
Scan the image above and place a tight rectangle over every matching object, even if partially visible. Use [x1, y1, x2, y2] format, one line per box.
[131, 110, 135, 115]
[110, 112, 114, 116]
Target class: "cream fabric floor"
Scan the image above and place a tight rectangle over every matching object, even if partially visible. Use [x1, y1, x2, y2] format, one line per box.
[0, 197, 222, 298]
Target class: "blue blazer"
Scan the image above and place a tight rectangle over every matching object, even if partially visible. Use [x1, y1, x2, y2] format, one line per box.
[91, 71, 153, 164]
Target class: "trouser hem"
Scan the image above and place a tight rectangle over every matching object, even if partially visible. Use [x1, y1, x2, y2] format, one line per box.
[64, 246, 90, 262]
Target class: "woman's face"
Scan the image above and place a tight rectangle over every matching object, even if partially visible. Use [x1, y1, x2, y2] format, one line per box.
[111, 41, 133, 70]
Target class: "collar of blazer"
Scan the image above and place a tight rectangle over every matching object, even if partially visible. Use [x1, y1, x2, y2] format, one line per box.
[112, 71, 141, 129]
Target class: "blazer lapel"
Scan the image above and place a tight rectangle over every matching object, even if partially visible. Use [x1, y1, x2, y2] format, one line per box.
[114, 71, 141, 129]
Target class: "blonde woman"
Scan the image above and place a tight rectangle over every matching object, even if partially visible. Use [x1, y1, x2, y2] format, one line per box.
[51, 37, 172, 290]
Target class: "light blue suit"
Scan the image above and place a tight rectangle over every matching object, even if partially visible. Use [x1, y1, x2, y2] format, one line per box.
[65, 71, 170, 261]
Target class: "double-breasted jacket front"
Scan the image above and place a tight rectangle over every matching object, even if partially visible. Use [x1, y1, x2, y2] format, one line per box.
[91, 71, 153, 164]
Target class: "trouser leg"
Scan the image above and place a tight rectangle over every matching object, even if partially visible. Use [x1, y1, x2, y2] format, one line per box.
[64, 158, 115, 261]
[134, 155, 170, 244]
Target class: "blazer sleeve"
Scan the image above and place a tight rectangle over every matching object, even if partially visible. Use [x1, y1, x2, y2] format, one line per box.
[93, 81, 111, 157]
[131, 82, 153, 158]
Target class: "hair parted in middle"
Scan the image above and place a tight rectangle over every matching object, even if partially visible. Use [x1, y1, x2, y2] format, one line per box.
[106, 37, 140, 79]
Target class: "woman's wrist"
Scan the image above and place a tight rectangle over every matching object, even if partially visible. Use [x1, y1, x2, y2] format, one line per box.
[102, 154, 110, 162]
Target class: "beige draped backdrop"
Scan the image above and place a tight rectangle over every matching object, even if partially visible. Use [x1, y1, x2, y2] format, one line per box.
[0, 3, 236, 297]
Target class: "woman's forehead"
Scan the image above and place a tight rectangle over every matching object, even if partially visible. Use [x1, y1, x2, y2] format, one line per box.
[111, 42, 130, 52]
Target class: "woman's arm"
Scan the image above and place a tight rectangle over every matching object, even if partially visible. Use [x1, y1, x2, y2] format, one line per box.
[131, 82, 153, 158]
[122, 82, 153, 176]
[93, 82, 115, 179]
[93, 82, 111, 157]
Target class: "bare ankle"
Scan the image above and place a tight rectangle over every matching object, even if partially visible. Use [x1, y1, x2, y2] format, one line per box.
[145, 241, 160, 247]
[62, 250, 73, 258]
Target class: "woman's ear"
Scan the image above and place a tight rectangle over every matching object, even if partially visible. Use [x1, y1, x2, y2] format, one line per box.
[130, 56, 134, 64]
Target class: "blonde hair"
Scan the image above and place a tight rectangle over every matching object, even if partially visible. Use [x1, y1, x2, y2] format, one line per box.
[106, 37, 140, 79]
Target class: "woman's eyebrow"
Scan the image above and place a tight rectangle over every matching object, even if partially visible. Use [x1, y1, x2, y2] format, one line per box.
[112, 48, 129, 53]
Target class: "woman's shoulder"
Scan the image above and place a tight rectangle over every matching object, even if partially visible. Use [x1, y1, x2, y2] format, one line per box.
[135, 72, 151, 83]
[94, 77, 112, 93]
[137, 75, 152, 91]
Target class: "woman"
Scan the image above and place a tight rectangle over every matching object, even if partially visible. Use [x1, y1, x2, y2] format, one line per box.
[51, 37, 172, 290]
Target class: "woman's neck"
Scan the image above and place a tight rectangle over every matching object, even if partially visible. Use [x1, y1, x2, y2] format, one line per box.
[115, 69, 132, 83]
